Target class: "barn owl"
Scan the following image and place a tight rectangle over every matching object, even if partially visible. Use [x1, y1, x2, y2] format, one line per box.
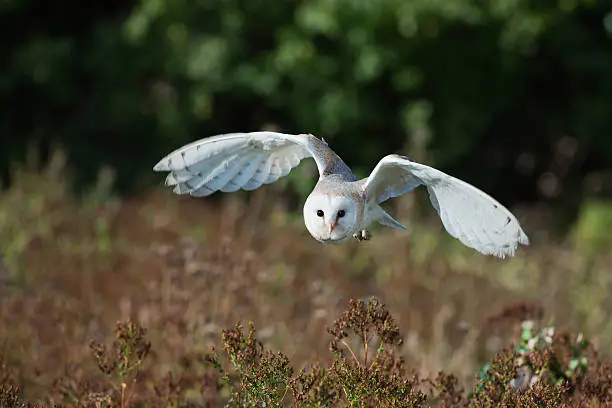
[153, 132, 529, 258]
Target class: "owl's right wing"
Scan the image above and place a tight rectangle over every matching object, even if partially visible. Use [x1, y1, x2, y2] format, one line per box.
[153, 131, 353, 197]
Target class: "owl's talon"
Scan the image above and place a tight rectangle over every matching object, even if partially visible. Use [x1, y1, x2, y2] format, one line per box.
[361, 229, 372, 241]
[353, 230, 371, 242]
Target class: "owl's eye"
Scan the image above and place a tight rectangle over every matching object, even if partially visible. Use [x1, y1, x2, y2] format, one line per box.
[316, 210, 324, 217]
[337, 210, 346, 218]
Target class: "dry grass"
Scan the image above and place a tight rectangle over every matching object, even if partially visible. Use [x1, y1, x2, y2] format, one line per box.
[1, 151, 611, 406]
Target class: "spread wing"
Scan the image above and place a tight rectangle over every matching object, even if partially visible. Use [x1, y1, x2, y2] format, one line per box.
[153, 131, 353, 197]
[364, 154, 529, 258]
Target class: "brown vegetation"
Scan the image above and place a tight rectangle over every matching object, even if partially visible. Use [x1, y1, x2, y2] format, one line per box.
[1, 154, 611, 406]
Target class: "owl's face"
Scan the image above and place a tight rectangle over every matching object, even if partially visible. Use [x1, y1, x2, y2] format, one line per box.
[303, 193, 360, 243]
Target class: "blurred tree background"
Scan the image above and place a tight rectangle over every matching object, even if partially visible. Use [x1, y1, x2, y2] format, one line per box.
[1, 0, 611, 233]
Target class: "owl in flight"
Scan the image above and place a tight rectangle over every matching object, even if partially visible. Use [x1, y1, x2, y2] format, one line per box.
[154, 132, 529, 258]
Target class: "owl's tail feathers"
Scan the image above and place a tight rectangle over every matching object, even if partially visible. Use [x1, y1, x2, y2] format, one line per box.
[375, 206, 407, 231]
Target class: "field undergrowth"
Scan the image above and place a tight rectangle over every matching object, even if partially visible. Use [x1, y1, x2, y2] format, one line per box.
[1, 152, 612, 406]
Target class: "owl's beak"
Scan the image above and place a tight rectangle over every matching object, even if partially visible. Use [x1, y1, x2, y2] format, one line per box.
[328, 222, 336, 233]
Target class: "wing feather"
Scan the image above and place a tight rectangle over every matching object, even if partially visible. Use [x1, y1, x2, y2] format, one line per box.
[277, 156, 291, 177]
[365, 154, 529, 258]
[220, 153, 262, 192]
[171, 153, 240, 195]
[207, 153, 256, 192]
[164, 145, 252, 187]
[266, 158, 282, 183]
[243, 156, 273, 191]
[190, 184, 216, 197]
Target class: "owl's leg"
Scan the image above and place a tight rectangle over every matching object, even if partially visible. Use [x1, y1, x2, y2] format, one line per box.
[352, 229, 372, 242]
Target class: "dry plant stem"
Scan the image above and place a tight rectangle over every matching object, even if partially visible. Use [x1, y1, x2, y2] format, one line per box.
[363, 329, 368, 367]
[243, 189, 267, 248]
[280, 384, 289, 404]
[126, 378, 136, 407]
[162, 265, 171, 318]
[341, 339, 360, 366]
[121, 382, 126, 408]
[340, 384, 350, 402]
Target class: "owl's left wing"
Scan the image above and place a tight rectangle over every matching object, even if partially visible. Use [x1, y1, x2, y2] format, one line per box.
[364, 154, 529, 258]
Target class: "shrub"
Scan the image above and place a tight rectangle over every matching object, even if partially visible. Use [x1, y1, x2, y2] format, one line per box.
[4, 297, 610, 407]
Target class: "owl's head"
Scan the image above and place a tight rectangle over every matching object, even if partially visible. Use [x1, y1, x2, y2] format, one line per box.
[303, 193, 360, 243]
